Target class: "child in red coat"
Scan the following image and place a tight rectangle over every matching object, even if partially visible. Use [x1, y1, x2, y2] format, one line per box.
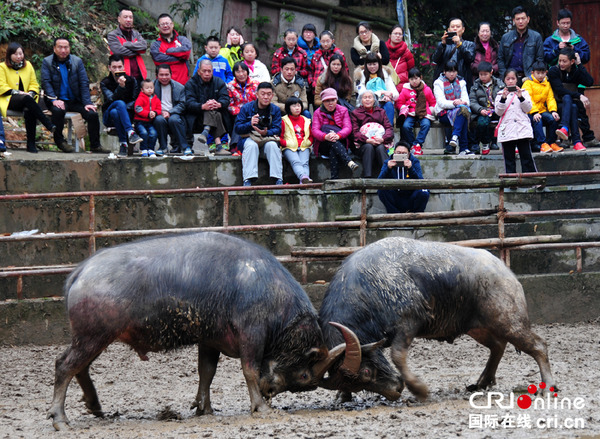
[134, 79, 162, 157]
[395, 68, 436, 155]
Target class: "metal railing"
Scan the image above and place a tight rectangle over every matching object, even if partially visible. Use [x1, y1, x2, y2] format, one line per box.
[1, 172, 599, 296]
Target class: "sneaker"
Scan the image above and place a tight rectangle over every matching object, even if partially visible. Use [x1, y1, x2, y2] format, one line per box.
[275, 178, 284, 185]
[141, 150, 149, 157]
[214, 146, 232, 156]
[540, 143, 552, 153]
[470, 144, 480, 154]
[300, 175, 313, 184]
[449, 135, 459, 148]
[127, 143, 134, 156]
[347, 160, 359, 171]
[184, 147, 193, 156]
[573, 141, 586, 151]
[148, 150, 157, 158]
[458, 149, 474, 156]
[531, 144, 541, 153]
[549, 143, 564, 152]
[411, 144, 423, 155]
[198, 130, 208, 144]
[128, 132, 143, 144]
[243, 179, 252, 186]
[444, 144, 456, 155]
[156, 148, 167, 156]
[231, 150, 242, 157]
[515, 147, 519, 154]
[490, 143, 500, 150]
[583, 138, 600, 147]
[90, 145, 111, 153]
[556, 127, 569, 141]
[208, 143, 217, 152]
[481, 144, 490, 155]
[118, 143, 128, 157]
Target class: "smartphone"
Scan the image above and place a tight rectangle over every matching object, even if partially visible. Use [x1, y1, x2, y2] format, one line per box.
[393, 153, 408, 163]
[507, 86, 517, 92]
[446, 31, 457, 39]
[114, 71, 126, 79]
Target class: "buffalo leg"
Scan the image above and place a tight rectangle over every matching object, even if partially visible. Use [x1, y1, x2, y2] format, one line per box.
[47, 340, 110, 431]
[504, 329, 556, 392]
[467, 328, 507, 391]
[75, 361, 104, 417]
[193, 345, 220, 415]
[390, 331, 428, 400]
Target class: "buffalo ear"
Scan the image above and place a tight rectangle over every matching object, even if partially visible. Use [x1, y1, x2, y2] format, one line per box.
[360, 339, 386, 353]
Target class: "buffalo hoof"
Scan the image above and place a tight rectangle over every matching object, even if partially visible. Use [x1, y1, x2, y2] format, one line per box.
[191, 401, 214, 416]
[51, 420, 71, 431]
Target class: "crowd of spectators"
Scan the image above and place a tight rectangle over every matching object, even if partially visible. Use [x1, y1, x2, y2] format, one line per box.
[0, 6, 597, 213]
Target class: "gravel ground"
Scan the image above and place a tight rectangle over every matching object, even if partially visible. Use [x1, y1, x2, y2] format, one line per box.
[1, 322, 599, 438]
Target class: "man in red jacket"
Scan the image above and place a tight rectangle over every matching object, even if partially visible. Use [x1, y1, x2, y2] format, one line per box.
[150, 13, 192, 85]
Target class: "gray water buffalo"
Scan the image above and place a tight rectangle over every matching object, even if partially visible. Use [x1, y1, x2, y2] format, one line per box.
[47, 232, 347, 430]
[319, 237, 555, 402]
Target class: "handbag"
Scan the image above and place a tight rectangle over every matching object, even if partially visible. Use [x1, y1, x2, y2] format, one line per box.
[494, 93, 517, 138]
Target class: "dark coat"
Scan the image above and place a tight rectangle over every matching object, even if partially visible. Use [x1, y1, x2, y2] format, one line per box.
[153, 79, 186, 116]
[350, 106, 394, 145]
[234, 100, 282, 151]
[432, 39, 476, 90]
[469, 76, 505, 121]
[547, 63, 594, 101]
[184, 74, 229, 115]
[41, 54, 92, 105]
[100, 73, 139, 112]
[497, 28, 544, 78]
[471, 36, 499, 76]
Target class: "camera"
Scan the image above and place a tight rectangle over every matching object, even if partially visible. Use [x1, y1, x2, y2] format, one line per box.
[114, 71, 127, 79]
[257, 114, 271, 129]
[446, 31, 457, 39]
[507, 86, 517, 92]
[393, 153, 408, 164]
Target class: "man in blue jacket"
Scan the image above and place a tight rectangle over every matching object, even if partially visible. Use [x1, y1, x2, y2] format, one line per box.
[235, 82, 283, 186]
[497, 6, 544, 80]
[153, 64, 188, 155]
[377, 141, 429, 213]
[41, 37, 108, 153]
[543, 9, 590, 67]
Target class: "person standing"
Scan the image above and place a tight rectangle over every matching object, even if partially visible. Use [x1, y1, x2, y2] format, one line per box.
[0, 42, 55, 153]
[220, 26, 245, 68]
[150, 13, 192, 85]
[471, 22, 499, 77]
[153, 64, 188, 155]
[271, 29, 309, 82]
[497, 6, 544, 80]
[543, 8, 590, 67]
[351, 21, 390, 66]
[235, 82, 283, 186]
[42, 37, 107, 153]
[432, 18, 476, 90]
[107, 8, 148, 83]
[386, 25, 415, 89]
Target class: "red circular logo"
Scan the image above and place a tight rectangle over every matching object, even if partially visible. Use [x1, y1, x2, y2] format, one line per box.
[517, 394, 532, 409]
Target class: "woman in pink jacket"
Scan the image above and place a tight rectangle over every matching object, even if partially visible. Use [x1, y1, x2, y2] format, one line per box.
[494, 68, 536, 174]
[312, 88, 358, 179]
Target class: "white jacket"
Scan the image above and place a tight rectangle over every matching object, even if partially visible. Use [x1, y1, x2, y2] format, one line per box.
[355, 65, 399, 106]
[433, 75, 469, 115]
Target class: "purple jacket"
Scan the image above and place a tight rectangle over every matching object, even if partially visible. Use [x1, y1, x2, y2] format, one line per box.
[311, 104, 352, 156]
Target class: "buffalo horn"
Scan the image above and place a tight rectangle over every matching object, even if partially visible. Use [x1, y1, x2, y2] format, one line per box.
[329, 322, 362, 375]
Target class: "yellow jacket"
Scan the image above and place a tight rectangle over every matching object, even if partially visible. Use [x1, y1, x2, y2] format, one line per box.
[521, 75, 557, 114]
[281, 115, 312, 152]
[0, 61, 40, 117]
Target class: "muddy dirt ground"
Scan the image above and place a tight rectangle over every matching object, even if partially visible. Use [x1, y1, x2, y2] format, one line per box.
[1, 322, 599, 438]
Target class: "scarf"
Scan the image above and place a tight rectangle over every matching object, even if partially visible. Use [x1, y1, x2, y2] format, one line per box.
[443, 77, 461, 101]
[413, 82, 427, 118]
[244, 60, 255, 73]
[386, 40, 407, 62]
[9, 59, 24, 70]
[353, 33, 381, 59]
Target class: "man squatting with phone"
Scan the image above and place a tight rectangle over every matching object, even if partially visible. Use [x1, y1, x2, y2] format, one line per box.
[377, 141, 429, 213]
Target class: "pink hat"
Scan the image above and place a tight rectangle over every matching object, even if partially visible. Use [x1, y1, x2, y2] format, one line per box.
[320, 88, 338, 101]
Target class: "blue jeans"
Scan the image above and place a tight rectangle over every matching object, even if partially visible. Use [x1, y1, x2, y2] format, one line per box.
[0, 114, 5, 151]
[135, 121, 157, 151]
[380, 101, 395, 126]
[103, 100, 133, 143]
[283, 148, 311, 181]
[439, 112, 469, 150]
[557, 94, 581, 143]
[529, 112, 558, 145]
[402, 116, 431, 146]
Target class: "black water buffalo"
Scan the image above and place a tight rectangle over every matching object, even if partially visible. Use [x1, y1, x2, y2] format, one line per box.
[319, 237, 555, 402]
[47, 232, 347, 430]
